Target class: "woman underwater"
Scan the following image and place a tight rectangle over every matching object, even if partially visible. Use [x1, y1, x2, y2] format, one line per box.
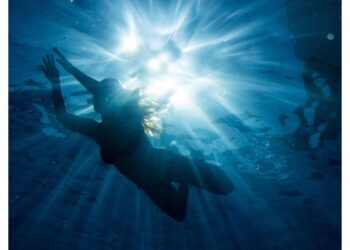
[40, 49, 234, 221]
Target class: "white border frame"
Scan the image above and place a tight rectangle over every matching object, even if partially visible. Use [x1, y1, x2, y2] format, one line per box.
[342, 0, 347, 248]
[1, 0, 8, 249]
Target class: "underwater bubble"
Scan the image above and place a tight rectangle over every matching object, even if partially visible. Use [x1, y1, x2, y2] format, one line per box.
[327, 33, 334, 40]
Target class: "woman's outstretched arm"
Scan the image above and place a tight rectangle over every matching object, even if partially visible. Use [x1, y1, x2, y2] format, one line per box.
[41, 54, 100, 138]
[53, 48, 100, 94]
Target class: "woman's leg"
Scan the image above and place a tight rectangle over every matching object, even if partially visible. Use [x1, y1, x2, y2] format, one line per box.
[167, 153, 234, 195]
[143, 182, 189, 222]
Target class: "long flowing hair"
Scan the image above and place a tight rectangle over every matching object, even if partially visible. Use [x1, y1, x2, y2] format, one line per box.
[98, 78, 169, 137]
[137, 87, 169, 137]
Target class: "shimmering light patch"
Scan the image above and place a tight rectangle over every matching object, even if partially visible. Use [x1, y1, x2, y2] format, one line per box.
[58, 0, 303, 148]
[147, 58, 162, 71]
[87, 0, 303, 142]
[145, 78, 178, 97]
[120, 32, 140, 52]
[170, 88, 191, 107]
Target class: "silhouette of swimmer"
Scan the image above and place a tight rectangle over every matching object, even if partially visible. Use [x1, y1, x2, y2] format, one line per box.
[40, 48, 234, 221]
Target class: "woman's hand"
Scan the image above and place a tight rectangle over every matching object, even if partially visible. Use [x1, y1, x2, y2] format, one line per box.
[53, 47, 74, 72]
[41, 54, 60, 84]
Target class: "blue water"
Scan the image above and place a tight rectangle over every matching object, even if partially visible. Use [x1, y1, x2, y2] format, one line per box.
[9, 0, 341, 249]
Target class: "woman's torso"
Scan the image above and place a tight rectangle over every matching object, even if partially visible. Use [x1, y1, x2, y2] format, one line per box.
[97, 90, 145, 157]
[95, 90, 168, 187]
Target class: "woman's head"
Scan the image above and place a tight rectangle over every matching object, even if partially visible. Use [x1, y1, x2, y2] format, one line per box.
[93, 78, 122, 114]
[92, 79, 165, 137]
[98, 78, 122, 95]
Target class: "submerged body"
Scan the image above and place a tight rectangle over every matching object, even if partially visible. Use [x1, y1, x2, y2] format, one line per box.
[41, 49, 234, 221]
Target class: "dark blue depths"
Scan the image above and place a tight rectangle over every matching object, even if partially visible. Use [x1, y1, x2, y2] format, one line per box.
[9, 0, 341, 249]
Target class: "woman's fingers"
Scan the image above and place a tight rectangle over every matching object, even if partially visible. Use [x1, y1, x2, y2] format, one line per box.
[50, 54, 55, 67]
[41, 53, 60, 82]
[45, 55, 51, 68]
[42, 54, 55, 74]
[43, 57, 49, 69]
[47, 55, 53, 67]
[40, 65, 50, 79]
[42, 54, 57, 70]
[40, 65, 46, 74]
